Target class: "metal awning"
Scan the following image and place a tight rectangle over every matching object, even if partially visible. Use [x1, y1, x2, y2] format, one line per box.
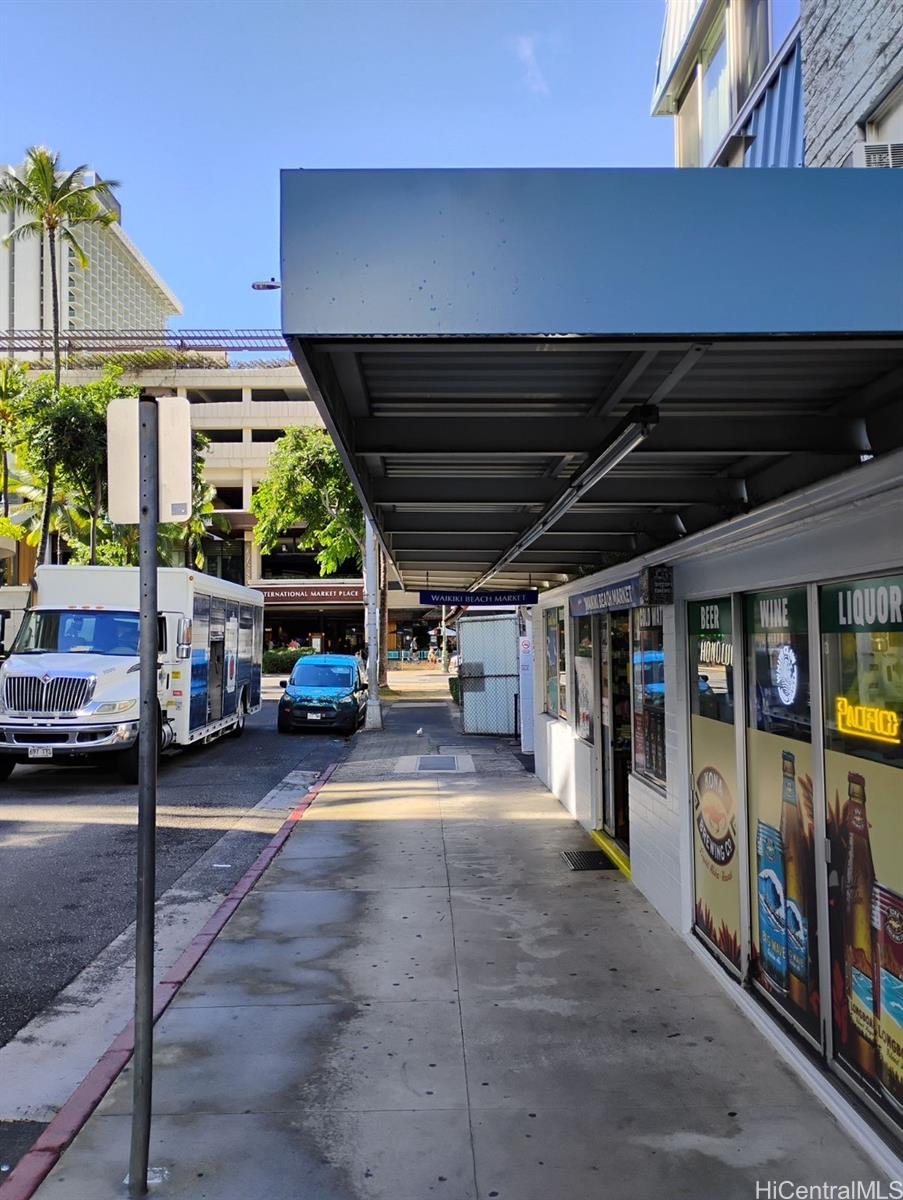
[280, 168, 903, 592]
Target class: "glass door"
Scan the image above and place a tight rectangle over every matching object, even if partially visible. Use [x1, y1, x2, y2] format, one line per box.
[609, 611, 632, 846]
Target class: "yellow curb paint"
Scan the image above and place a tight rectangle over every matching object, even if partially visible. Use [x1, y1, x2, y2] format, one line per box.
[590, 830, 631, 880]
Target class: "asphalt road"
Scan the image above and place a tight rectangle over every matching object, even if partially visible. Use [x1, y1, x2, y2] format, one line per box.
[0, 703, 346, 1053]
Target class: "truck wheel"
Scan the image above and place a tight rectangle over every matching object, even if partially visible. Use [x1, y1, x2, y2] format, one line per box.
[117, 711, 161, 784]
[230, 691, 247, 738]
[117, 739, 141, 785]
[0, 759, 16, 782]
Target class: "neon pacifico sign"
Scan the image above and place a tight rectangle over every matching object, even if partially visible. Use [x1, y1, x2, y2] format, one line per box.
[835, 697, 901, 746]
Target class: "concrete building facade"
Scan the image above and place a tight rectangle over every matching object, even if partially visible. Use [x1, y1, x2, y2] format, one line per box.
[0, 167, 181, 337]
[802, 0, 903, 165]
[62, 362, 427, 652]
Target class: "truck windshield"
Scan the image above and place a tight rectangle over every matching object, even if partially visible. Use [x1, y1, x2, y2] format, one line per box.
[13, 610, 141, 656]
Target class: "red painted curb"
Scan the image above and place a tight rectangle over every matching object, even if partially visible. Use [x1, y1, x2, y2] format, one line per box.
[0, 761, 339, 1200]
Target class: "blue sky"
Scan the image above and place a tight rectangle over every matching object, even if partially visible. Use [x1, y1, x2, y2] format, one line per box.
[1, 0, 673, 330]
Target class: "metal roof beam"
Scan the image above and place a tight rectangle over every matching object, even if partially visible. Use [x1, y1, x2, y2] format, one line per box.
[391, 533, 634, 552]
[381, 510, 683, 535]
[355, 415, 869, 456]
[371, 477, 745, 505]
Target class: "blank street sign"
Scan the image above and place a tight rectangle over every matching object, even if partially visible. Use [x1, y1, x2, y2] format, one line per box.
[107, 395, 192, 524]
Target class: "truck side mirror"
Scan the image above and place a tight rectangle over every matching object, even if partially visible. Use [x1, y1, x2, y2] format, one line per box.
[176, 645, 191, 660]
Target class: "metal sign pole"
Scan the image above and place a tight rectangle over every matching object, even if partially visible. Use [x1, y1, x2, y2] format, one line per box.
[441, 604, 449, 672]
[128, 396, 159, 1197]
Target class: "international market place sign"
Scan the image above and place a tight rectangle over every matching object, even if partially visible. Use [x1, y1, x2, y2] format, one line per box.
[255, 583, 365, 605]
[419, 590, 539, 607]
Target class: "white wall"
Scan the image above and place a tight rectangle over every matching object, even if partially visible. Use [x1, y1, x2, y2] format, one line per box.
[533, 456, 903, 939]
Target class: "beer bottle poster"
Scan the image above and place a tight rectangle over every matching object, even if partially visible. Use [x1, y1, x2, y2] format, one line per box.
[688, 599, 741, 970]
[821, 573, 903, 1120]
[746, 589, 821, 1043]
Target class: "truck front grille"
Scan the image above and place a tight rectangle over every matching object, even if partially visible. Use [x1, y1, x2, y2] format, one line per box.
[4, 675, 95, 716]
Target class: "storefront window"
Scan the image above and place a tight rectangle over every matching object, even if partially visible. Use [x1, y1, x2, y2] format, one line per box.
[745, 588, 820, 1043]
[820, 574, 903, 1112]
[574, 615, 593, 742]
[632, 606, 666, 783]
[689, 599, 741, 970]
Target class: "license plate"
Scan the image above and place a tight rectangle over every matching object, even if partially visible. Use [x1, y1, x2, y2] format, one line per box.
[28, 746, 53, 759]
[306, 712, 322, 721]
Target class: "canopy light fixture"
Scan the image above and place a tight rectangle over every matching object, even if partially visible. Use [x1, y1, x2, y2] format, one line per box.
[470, 406, 658, 590]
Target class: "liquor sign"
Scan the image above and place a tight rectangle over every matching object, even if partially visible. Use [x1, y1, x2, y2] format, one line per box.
[255, 583, 364, 605]
[419, 590, 538, 607]
[821, 572, 903, 1119]
[688, 598, 741, 972]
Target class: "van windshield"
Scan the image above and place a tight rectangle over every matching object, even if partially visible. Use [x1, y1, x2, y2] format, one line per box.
[14, 610, 141, 656]
[291, 662, 354, 690]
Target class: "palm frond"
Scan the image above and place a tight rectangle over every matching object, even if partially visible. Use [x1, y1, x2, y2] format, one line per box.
[60, 228, 89, 269]
[2, 219, 43, 249]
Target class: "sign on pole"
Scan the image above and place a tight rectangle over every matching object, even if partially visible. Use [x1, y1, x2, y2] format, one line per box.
[419, 589, 538, 607]
[107, 395, 193, 524]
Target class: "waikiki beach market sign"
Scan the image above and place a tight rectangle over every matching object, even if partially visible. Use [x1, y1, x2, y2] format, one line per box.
[419, 590, 539, 607]
[569, 566, 673, 616]
[255, 582, 365, 605]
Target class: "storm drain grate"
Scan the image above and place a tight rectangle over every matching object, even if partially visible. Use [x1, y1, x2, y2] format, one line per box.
[417, 755, 458, 772]
[560, 850, 619, 871]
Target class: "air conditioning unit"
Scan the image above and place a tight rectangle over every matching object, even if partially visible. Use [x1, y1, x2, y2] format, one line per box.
[851, 141, 903, 168]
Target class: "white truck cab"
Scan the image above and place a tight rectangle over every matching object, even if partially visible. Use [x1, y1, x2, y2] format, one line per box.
[0, 566, 263, 783]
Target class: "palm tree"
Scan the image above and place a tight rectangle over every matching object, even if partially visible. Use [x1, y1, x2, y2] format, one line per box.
[0, 148, 119, 564]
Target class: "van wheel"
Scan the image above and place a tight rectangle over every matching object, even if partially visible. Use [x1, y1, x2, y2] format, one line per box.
[0, 759, 16, 782]
[231, 691, 247, 738]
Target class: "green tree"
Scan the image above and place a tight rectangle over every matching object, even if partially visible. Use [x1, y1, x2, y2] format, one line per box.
[0, 148, 119, 562]
[0, 361, 27, 518]
[251, 427, 363, 572]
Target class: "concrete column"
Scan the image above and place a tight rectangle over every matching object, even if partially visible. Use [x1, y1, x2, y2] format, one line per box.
[364, 516, 383, 730]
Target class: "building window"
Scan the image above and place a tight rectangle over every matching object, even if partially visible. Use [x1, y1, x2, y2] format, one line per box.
[677, 71, 701, 167]
[632, 606, 666, 783]
[734, 0, 769, 108]
[544, 607, 567, 717]
[701, 13, 731, 164]
[574, 614, 593, 742]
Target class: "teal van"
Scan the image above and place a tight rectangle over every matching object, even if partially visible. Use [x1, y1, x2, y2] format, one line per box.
[277, 654, 367, 734]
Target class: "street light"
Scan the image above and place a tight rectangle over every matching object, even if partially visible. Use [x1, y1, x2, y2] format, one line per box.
[251, 277, 281, 291]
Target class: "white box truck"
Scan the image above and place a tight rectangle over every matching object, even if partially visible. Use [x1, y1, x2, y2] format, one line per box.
[0, 566, 263, 783]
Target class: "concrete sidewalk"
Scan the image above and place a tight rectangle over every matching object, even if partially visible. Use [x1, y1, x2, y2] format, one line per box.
[30, 692, 884, 1199]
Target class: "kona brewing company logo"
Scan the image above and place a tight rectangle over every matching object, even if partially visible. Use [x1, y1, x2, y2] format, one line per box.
[886, 910, 903, 945]
[695, 766, 736, 869]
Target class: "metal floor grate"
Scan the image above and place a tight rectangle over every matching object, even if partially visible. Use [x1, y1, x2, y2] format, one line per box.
[417, 755, 458, 772]
[560, 850, 619, 871]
